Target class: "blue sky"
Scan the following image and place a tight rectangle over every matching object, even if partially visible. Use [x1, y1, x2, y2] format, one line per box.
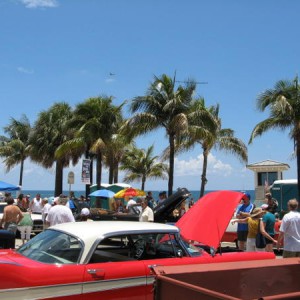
[0, 0, 299, 193]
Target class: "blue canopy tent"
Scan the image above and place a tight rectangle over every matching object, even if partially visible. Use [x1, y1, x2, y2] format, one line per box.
[0, 181, 20, 191]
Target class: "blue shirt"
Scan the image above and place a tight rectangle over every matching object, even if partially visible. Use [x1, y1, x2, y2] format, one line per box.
[237, 203, 254, 231]
[68, 199, 75, 209]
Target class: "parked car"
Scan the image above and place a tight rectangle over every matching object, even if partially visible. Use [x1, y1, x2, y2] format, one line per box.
[89, 187, 190, 223]
[0, 190, 275, 300]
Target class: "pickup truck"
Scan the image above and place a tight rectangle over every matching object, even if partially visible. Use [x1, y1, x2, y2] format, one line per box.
[153, 258, 300, 299]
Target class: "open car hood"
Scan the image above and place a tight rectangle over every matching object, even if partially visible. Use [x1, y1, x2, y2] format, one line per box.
[176, 190, 245, 249]
[153, 188, 190, 222]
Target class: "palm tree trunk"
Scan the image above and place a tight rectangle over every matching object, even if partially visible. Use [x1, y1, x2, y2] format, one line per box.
[85, 151, 91, 199]
[113, 164, 119, 183]
[141, 175, 146, 191]
[168, 134, 175, 197]
[96, 152, 102, 189]
[19, 159, 24, 187]
[55, 159, 63, 196]
[200, 148, 208, 198]
[296, 131, 300, 198]
[109, 159, 114, 184]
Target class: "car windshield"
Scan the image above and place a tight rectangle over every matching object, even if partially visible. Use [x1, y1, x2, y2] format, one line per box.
[17, 229, 83, 264]
[180, 238, 204, 257]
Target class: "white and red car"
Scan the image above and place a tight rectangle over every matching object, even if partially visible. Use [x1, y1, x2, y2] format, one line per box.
[0, 191, 275, 300]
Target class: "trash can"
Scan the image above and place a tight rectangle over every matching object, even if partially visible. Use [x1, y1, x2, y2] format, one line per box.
[0, 229, 15, 249]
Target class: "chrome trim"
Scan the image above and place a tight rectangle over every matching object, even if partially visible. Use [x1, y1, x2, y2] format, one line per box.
[0, 276, 148, 300]
[82, 276, 147, 294]
[0, 260, 22, 266]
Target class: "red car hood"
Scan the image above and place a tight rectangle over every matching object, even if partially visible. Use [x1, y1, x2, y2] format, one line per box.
[176, 190, 244, 249]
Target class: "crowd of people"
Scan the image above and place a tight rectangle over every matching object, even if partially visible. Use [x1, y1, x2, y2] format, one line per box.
[0, 190, 191, 247]
[0, 192, 89, 245]
[233, 192, 300, 258]
[2, 188, 298, 258]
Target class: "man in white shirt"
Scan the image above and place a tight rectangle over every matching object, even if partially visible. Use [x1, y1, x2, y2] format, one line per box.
[46, 195, 75, 227]
[30, 193, 43, 213]
[41, 198, 52, 229]
[278, 199, 300, 258]
[139, 199, 154, 222]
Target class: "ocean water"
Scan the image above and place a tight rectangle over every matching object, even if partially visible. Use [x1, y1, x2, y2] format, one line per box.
[14, 189, 255, 203]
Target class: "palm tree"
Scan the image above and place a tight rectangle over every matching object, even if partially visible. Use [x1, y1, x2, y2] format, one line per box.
[104, 131, 134, 184]
[0, 115, 31, 187]
[184, 101, 248, 198]
[249, 77, 300, 196]
[123, 73, 196, 196]
[120, 145, 168, 190]
[56, 97, 124, 195]
[29, 103, 75, 196]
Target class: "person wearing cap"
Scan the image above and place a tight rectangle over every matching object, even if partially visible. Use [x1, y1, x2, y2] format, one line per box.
[277, 199, 300, 258]
[232, 207, 265, 252]
[235, 193, 255, 251]
[260, 204, 277, 252]
[80, 208, 93, 222]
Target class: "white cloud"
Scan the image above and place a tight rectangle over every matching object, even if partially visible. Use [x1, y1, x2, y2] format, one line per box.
[17, 66, 34, 74]
[20, 0, 58, 8]
[175, 153, 233, 177]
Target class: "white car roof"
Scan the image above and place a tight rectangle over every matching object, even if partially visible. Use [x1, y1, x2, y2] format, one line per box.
[51, 221, 179, 247]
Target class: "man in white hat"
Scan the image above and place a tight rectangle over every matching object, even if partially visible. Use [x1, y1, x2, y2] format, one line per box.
[80, 208, 93, 222]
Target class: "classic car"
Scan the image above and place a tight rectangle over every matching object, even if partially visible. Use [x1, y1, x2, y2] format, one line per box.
[0, 190, 275, 300]
[89, 187, 190, 223]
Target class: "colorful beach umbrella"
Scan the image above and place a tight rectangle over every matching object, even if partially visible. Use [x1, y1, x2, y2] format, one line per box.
[89, 189, 115, 198]
[114, 187, 145, 198]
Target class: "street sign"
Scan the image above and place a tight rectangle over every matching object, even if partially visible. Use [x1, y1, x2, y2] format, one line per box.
[68, 171, 75, 184]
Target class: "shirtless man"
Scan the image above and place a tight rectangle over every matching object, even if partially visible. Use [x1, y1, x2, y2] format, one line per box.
[0, 197, 23, 235]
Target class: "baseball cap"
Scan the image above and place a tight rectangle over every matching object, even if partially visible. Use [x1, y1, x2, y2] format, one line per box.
[242, 192, 251, 200]
[81, 208, 90, 216]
